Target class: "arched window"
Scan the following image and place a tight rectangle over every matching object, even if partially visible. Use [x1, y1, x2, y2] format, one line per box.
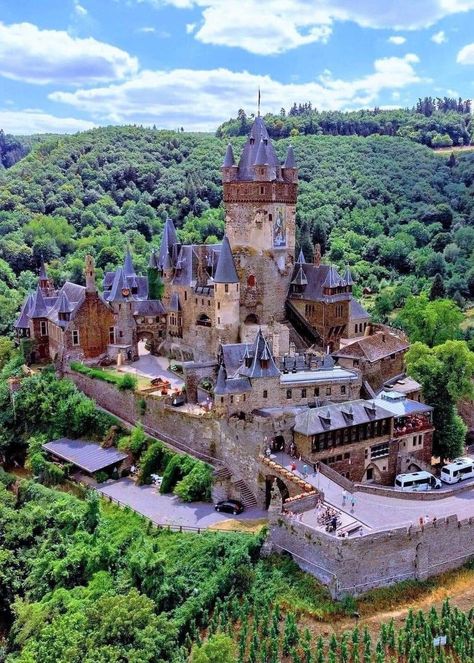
[247, 274, 256, 287]
[196, 314, 212, 327]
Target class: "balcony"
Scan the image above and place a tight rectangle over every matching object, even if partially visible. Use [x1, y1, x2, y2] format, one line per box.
[393, 414, 432, 437]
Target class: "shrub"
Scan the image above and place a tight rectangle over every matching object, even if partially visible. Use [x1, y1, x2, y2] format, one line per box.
[137, 440, 173, 485]
[174, 461, 213, 502]
[119, 374, 137, 391]
[0, 467, 15, 488]
[129, 424, 147, 457]
[160, 454, 195, 494]
[94, 471, 108, 484]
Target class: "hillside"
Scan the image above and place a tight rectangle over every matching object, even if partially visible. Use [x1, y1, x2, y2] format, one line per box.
[0, 125, 472, 335]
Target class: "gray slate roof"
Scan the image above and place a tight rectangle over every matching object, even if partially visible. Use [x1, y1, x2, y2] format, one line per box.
[43, 438, 127, 473]
[213, 236, 238, 283]
[294, 399, 393, 437]
[238, 328, 280, 379]
[132, 300, 166, 316]
[223, 143, 235, 167]
[284, 145, 296, 168]
[29, 286, 49, 318]
[350, 298, 370, 320]
[237, 117, 281, 181]
[288, 263, 350, 302]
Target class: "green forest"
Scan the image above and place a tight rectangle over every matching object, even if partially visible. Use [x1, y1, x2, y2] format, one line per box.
[0, 121, 473, 340]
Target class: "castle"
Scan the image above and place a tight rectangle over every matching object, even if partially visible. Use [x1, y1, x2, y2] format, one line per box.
[15, 115, 369, 369]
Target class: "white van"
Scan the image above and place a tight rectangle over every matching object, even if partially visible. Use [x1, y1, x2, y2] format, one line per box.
[395, 471, 442, 492]
[440, 457, 474, 484]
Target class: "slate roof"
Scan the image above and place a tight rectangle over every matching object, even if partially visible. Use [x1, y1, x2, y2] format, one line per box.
[294, 399, 393, 437]
[223, 143, 235, 167]
[296, 249, 306, 265]
[132, 300, 166, 316]
[332, 331, 409, 363]
[237, 116, 282, 181]
[123, 247, 136, 277]
[214, 364, 251, 395]
[291, 265, 308, 286]
[350, 298, 370, 320]
[370, 391, 432, 418]
[284, 145, 296, 168]
[213, 236, 238, 283]
[288, 263, 350, 302]
[14, 293, 33, 329]
[157, 218, 178, 271]
[238, 328, 280, 379]
[43, 438, 127, 473]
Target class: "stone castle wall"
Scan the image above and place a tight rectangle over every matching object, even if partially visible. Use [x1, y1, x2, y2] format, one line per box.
[269, 512, 474, 597]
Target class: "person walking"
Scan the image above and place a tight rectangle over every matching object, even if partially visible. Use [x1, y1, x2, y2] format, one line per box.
[342, 488, 347, 507]
[302, 464, 308, 479]
[350, 494, 356, 512]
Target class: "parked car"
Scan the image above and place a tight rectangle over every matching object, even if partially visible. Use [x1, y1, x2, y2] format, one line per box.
[214, 499, 244, 515]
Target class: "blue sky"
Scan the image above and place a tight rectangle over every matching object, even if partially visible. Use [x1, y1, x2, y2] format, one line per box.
[0, 0, 473, 133]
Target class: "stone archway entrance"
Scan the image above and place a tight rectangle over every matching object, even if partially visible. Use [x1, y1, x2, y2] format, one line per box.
[244, 313, 259, 325]
[137, 331, 154, 356]
[265, 476, 290, 509]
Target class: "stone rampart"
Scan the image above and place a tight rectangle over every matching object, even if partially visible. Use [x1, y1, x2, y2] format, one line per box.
[269, 512, 474, 598]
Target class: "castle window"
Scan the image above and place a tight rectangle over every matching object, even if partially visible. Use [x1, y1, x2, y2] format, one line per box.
[247, 274, 256, 287]
[119, 331, 123, 338]
[269, 213, 272, 222]
[72, 329, 80, 346]
[341, 385, 346, 395]
[218, 302, 221, 310]
[263, 390, 268, 399]
[225, 284, 229, 293]
[221, 397, 224, 404]
[208, 300, 210, 307]
[326, 386, 332, 396]
[184, 291, 187, 301]
[286, 389, 292, 400]
[260, 186, 264, 194]
[109, 327, 115, 344]
[40, 321, 47, 336]
[353, 359, 359, 367]
[217, 317, 220, 324]
[301, 388, 307, 398]
[230, 395, 234, 404]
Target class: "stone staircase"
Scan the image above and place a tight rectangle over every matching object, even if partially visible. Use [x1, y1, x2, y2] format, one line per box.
[234, 479, 258, 507]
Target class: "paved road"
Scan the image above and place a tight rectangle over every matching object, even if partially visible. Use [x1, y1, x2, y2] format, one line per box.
[98, 478, 267, 529]
[120, 352, 185, 390]
[274, 452, 474, 532]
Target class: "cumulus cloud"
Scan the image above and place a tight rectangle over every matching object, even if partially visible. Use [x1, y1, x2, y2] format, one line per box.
[137, 26, 156, 32]
[457, 42, 474, 64]
[74, 1, 88, 16]
[0, 21, 138, 85]
[388, 36, 406, 45]
[0, 109, 95, 134]
[142, 0, 474, 54]
[431, 30, 447, 43]
[50, 54, 422, 131]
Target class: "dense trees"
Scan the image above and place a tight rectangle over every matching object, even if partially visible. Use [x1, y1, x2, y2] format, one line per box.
[406, 341, 474, 460]
[217, 97, 472, 147]
[395, 295, 464, 347]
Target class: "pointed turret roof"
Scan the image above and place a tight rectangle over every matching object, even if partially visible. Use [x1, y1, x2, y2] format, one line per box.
[213, 236, 238, 283]
[284, 144, 296, 169]
[223, 143, 235, 167]
[148, 248, 159, 269]
[14, 293, 33, 329]
[322, 265, 341, 289]
[296, 248, 306, 265]
[57, 290, 73, 314]
[123, 244, 136, 277]
[157, 218, 178, 270]
[237, 116, 281, 181]
[291, 265, 308, 286]
[39, 255, 48, 279]
[254, 139, 269, 166]
[29, 285, 49, 318]
[108, 267, 129, 301]
[343, 265, 355, 286]
[238, 329, 280, 379]
[214, 364, 228, 395]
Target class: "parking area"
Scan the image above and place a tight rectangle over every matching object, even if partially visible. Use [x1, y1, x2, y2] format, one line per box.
[97, 478, 267, 529]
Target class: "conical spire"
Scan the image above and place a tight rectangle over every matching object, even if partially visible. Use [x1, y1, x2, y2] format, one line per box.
[214, 364, 228, 395]
[322, 265, 341, 289]
[254, 138, 269, 166]
[239, 328, 280, 379]
[296, 248, 306, 265]
[14, 293, 33, 329]
[39, 255, 47, 279]
[29, 285, 48, 318]
[237, 116, 280, 181]
[291, 265, 308, 286]
[158, 218, 178, 270]
[123, 242, 136, 277]
[223, 143, 235, 167]
[213, 236, 239, 283]
[108, 267, 129, 301]
[284, 144, 296, 169]
[343, 265, 354, 286]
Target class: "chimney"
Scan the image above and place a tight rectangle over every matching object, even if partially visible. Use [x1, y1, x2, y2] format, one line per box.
[313, 243, 321, 267]
[85, 255, 96, 293]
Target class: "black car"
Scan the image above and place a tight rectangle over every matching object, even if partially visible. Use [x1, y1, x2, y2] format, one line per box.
[214, 499, 244, 515]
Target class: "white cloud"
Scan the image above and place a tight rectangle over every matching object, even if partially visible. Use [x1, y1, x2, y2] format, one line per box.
[0, 21, 138, 85]
[431, 30, 447, 43]
[50, 54, 423, 131]
[186, 23, 196, 33]
[141, 0, 474, 54]
[74, 1, 88, 16]
[0, 109, 95, 134]
[457, 42, 474, 63]
[388, 36, 406, 45]
[138, 26, 156, 32]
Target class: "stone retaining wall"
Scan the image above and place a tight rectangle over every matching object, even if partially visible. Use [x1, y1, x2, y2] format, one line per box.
[269, 512, 474, 598]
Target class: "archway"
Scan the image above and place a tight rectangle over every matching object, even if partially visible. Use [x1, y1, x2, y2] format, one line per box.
[196, 314, 212, 327]
[137, 331, 153, 356]
[265, 476, 290, 509]
[244, 313, 259, 325]
[272, 435, 285, 452]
